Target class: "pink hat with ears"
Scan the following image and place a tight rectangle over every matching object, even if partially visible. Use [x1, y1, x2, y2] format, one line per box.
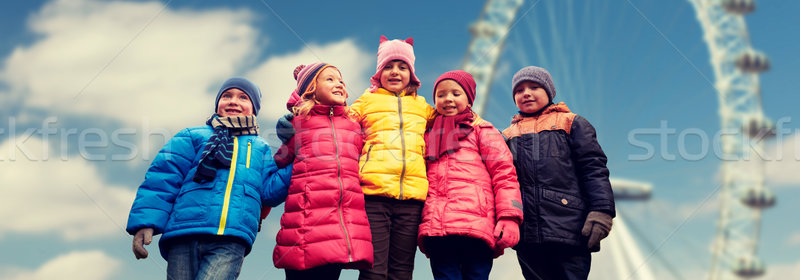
[368, 35, 421, 93]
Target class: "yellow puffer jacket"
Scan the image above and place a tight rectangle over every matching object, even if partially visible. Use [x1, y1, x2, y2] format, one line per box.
[350, 88, 436, 201]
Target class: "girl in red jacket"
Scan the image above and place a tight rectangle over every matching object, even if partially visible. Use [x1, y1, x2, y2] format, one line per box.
[418, 70, 523, 280]
[273, 63, 373, 280]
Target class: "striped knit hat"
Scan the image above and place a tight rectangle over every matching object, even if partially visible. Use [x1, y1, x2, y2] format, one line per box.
[368, 35, 420, 92]
[285, 63, 334, 110]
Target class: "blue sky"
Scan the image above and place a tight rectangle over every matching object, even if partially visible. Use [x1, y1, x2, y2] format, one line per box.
[1, 0, 798, 279]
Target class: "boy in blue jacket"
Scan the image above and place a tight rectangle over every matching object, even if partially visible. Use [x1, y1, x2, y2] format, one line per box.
[502, 66, 615, 280]
[126, 77, 291, 280]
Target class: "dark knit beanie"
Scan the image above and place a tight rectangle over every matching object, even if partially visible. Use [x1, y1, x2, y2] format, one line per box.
[433, 70, 476, 106]
[214, 77, 262, 115]
[511, 66, 556, 103]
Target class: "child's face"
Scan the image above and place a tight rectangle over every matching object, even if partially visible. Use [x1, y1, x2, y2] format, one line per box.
[514, 81, 549, 114]
[314, 67, 347, 106]
[380, 60, 411, 93]
[434, 80, 470, 116]
[216, 88, 254, 117]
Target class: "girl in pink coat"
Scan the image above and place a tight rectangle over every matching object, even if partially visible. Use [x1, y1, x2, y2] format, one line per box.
[273, 63, 373, 279]
[418, 70, 523, 280]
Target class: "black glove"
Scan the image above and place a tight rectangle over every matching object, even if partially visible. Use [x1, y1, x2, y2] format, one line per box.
[276, 113, 295, 144]
[581, 211, 612, 251]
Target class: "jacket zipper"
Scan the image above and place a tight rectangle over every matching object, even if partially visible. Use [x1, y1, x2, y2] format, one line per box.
[218, 136, 239, 235]
[397, 93, 407, 200]
[360, 143, 375, 173]
[530, 116, 542, 243]
[331, 107, 353, 262]
[246, 141, 251, 168]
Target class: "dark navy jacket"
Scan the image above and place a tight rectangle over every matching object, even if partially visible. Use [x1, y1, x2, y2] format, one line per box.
[502, 103, 615, 249]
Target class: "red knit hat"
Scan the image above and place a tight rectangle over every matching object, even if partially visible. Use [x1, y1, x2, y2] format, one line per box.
[433, 70, 476, 105]
[368, 35, 421, 92]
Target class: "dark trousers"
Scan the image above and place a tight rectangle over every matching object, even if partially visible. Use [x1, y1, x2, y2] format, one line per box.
[424, 236, 493, 280]
[358, 195, 424, 280]
[516, 243, 591, 280]
[285, 263, 344, 280]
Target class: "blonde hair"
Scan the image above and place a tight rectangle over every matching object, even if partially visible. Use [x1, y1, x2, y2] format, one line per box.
[292, 66, 351, 117]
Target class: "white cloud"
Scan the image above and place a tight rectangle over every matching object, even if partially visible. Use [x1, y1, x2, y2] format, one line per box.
[1, 0, 261, 131]
[246, 39, 372, 121]
[761, 260, 800, 280]
[764, 132, 800, 187]
[788, 232, 800, 246]
[1, 250, 120, 280]
[0, 137, 135, 240]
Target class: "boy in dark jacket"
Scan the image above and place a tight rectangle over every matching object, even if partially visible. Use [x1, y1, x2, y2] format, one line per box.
[502, 66, 615, 280]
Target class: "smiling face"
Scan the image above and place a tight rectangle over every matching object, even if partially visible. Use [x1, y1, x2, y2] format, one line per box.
[314, 67, 347, 106]
[216, 88, 254, 117]
[434, 79, 470, 116]
[380, 60, 411, 93]
[514, 81, 550, 114]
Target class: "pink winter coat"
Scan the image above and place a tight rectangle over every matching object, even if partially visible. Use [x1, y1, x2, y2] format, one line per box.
[418, 118, 523, 257]
[273, 104, 373, 270]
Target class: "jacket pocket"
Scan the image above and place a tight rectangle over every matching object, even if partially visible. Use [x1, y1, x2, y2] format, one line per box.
[242, 183, 261, 233]
[360, 143, 375, 173]
[540, 188, 586, 240]
[172, 182, 215, 222]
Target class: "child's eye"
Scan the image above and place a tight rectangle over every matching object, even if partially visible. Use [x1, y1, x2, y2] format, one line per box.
[239, 95, 249, 100]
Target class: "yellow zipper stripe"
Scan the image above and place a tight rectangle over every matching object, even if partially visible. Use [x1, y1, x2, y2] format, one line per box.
[217, 137, 239, 235]
[246, 141, 251, 168]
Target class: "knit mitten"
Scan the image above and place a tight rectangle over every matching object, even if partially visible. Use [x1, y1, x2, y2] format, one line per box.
[276, 113, 295, 144]
[581, 211, 612, 250]
[132, 228, 154, 259]
[494, 218, 520, 249]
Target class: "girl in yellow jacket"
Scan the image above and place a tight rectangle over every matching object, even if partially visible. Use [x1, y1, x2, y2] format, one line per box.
[351, 35, 436, 280]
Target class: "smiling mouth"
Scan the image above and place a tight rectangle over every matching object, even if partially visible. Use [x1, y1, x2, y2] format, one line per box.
[332, 91, 344, 96]
[225, 108, 242, 114]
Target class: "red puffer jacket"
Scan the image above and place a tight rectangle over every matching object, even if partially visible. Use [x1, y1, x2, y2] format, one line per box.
[418, 118, 523, 257]
[273, 105, 373, 270]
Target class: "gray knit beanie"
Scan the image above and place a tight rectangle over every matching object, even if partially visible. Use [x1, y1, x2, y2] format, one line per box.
[511, 66, 556, 103]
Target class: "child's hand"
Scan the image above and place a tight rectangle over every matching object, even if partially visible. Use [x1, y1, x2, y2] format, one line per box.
[132, 228, 154, 259]
[276, 113, 295, 144]
[581, 211, 612, 249]
[493, 219, 520, 249]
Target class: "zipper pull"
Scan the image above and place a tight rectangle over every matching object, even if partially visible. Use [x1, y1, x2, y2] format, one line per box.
[330, 107, 334, 117]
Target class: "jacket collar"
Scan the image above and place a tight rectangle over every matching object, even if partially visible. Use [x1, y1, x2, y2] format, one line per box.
[511, 102, 571, 124]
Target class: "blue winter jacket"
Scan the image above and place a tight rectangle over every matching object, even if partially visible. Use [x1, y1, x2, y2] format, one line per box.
[126, 125, 292, 259]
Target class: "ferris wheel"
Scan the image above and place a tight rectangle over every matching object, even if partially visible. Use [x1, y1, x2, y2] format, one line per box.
[461, 0, 775, 279]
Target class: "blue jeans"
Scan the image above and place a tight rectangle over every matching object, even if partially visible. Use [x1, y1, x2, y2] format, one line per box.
[424, 236, 493, 280]
[165, 236, 247, 280]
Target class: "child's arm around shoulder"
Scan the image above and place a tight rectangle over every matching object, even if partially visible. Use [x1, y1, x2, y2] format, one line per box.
[570, 115, 615, 217]
[476, 121, 523, 223]
[260, 141, 292, 208]
[126, 128, 199, 235]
